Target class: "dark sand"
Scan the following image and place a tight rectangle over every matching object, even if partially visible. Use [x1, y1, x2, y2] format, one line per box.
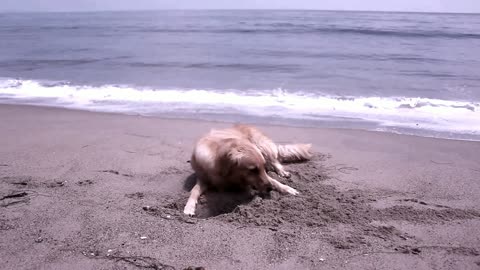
[1, 104, 479, 270]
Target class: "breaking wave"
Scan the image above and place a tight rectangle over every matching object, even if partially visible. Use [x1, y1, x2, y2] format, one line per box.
[0, 78, 479, 138]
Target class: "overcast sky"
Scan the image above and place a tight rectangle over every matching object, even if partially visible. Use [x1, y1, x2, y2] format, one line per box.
[2, 0, 480, 13]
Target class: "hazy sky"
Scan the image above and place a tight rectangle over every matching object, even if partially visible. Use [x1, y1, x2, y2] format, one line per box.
[2, 0, 480, 13]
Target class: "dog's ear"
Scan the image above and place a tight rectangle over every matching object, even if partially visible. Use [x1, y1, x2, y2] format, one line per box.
[217, 146, 242, 178]
[218, 152, 233, 178]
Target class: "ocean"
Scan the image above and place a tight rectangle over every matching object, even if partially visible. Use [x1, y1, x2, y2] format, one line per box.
[1, 10, 479, 140]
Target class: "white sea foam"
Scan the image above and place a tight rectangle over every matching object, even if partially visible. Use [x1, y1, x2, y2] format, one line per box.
[0, 78, 479, 137]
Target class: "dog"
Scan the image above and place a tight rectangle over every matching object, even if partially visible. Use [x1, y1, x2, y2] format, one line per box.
[183, 124, 312, 216]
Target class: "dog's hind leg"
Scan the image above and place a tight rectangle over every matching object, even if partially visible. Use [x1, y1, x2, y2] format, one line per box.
[267, 176, 299, 195]
[183, 180, 206, 216]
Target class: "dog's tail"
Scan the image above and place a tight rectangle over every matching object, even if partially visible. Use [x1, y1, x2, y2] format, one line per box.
[277, 144, 312, 162]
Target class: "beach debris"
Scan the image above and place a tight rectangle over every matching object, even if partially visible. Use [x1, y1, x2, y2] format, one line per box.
[142, 205, 185, 221]
[12, 181, 28, 186]
[140, 236, 148, 240]
[98, 169, 133, 177]
[319, 258, 325, 262]
[85, 250, 202, 270]
[89, 253, 176, 269]
[82, 250, 99, 257]
[125, 192, 144, 199]
[181, 217, 197, 224]
[0, 191, 28, 200]
[46, 180, 66, 188]
[100, 169, 120, 175]
[394, 246, 421, 255]
[77, 179, 94, 186]
[0, 191, 30, 207]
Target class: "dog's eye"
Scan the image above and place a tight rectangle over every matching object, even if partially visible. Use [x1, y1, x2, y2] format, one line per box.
[248, 167, 260, 174]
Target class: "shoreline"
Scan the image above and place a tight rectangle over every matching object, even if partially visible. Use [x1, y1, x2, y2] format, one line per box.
[1, 103, 479, 269]
[1, 102, 479, 143]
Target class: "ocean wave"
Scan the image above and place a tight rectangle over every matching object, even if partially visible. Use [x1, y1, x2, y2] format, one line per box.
[127, 62, 299, 72]
[317, 27, 480, 39]
[0, 78, 479, 136]
[136, 26, 480, 39]
[0, 56, 131, 71]
[7, 23, 478, 40]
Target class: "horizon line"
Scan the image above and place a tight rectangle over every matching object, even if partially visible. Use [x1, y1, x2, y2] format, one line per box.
[0, 8, 479, 15]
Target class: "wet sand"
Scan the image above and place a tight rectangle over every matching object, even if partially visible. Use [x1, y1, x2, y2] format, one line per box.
[1, 104, 479, 270]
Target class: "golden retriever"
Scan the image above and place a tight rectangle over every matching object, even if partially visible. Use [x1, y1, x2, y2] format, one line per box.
[183, 124, 312, 216]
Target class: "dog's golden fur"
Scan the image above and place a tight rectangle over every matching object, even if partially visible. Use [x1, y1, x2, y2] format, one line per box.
[184, 124, 312, 216]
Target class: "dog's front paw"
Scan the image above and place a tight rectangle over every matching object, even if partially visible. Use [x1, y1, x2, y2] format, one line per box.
[183, 205, 196, 216]
[282, 185, 299, 195]
[280, 171, 291, 178]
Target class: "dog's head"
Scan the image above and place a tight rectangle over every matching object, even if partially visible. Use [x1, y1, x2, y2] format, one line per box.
[218, 140, 272, 193]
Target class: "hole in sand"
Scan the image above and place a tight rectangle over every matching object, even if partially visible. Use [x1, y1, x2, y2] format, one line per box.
[151, 155, 480, 251]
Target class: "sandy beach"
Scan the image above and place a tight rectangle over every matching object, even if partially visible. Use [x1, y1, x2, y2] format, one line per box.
[1, 104, 479, 270]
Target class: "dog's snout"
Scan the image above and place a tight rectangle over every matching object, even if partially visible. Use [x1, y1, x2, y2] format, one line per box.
[250, 178, 271, 193]
[259, 180, 272, 193]
[257, 182, 273, 198]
